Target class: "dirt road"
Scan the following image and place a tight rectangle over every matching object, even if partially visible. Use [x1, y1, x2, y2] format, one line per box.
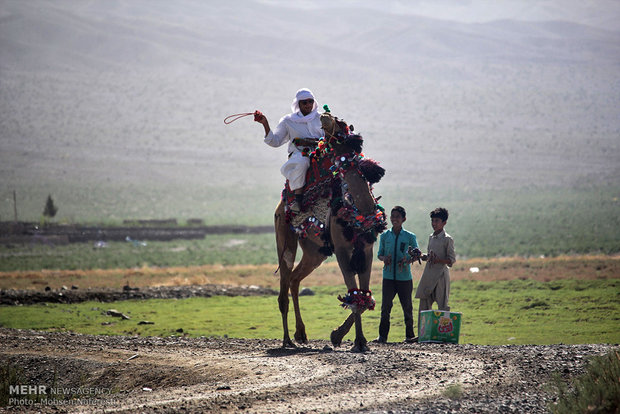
[2, 328, 615, 413]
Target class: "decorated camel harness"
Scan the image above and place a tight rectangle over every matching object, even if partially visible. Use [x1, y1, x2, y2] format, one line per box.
[274, 108, 387, 352]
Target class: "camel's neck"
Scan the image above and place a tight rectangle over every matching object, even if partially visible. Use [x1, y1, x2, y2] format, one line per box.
[327, 138, 376, 217]
[343, 170, 375, 216]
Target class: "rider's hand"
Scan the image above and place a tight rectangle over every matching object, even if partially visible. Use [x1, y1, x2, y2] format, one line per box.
[253, 110, 266, 123]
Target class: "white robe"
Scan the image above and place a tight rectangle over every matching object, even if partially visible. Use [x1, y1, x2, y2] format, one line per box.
[264, 111, 323, 190]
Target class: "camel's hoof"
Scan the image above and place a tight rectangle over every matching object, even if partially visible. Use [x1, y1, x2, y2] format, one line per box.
[294, 332, 308, 344]
[330, 330, 342, 347]
[282, 338, 297, 349]
[330, 331, 341, 347]
[351, 342, 369, 353]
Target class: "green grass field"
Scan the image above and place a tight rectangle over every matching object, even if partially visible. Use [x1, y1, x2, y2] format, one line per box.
[1, 279, 618, 345]
[0, 234, 282, 272]
[3, 186, 618, 273]
[1, 185, 618, 346]
[378, 185, 620, 258]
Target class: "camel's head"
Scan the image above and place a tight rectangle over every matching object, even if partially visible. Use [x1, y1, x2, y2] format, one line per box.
[320, 111, 363, 155]
[320, 111, 349, 138]
[319, 110, 385, 185]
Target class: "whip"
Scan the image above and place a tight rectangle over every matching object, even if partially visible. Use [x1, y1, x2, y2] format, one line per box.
[223, 111, 263, 124]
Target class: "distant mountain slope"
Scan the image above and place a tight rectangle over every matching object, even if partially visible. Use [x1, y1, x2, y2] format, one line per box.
[0, 0, 618, 223]
[1, 0, 618, 74]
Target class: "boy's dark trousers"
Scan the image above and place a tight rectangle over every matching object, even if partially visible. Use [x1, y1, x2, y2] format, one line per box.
[379, 278, 415, 340]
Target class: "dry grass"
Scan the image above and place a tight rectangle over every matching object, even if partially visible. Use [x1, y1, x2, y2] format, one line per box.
[450, 255, 620, 282]
[0, 255, 618, 291]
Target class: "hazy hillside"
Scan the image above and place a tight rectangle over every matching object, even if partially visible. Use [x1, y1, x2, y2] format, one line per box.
[0, 0, 619, 230]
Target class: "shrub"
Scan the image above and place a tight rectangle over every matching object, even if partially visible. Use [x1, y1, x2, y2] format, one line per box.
[0, 362, 23, 406]
[43, 194, 58, 219]
[547, 350, 620, 414]
[442, 383, 463, 400]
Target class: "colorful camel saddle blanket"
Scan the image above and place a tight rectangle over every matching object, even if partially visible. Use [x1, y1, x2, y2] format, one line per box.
[283, 153, 337, 239]
[282, 149, 387, 241]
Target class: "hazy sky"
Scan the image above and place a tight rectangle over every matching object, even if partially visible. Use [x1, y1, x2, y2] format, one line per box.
[259, 0, 620, 29]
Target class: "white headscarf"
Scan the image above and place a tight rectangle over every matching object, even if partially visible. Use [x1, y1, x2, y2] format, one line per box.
[291, 88, 319, 113]
[279, 88, 322, 136]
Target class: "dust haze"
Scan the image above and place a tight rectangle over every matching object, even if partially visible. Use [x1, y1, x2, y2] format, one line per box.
[1, 0, 619, 223]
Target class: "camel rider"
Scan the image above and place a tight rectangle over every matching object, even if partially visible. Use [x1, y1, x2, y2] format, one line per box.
[255, 88, 323, 213]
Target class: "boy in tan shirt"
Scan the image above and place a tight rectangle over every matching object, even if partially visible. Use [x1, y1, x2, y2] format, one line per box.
[415, 207, 456, 328]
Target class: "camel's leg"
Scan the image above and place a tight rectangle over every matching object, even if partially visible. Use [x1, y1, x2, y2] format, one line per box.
[357, 242, 375, 291]
[328, 244, 358, 348]
[350, 242, 374, 352]
[351, 311, 369, 352]
[332, 244, 357, 290]
[328, 222, 360, 348]
[329, 219, 376, 290]
[330, 313, 355, 347]
[330, 220, 376, 350]
[290, 238, 326, 344]
[278, 278, 295, 348]
[275, 201, 298, 348]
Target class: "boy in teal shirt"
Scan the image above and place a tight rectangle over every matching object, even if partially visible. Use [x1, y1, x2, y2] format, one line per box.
[375, 206, 420, 343]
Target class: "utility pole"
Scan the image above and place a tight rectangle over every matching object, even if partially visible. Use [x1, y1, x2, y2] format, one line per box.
[13, 190, 18, 222]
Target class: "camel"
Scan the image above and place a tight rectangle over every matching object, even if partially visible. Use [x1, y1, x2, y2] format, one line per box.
[274, 110, 386, 352]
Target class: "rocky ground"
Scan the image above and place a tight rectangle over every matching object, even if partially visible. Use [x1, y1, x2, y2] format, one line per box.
[1, 326, 616, 413]
[0, 284, 278, 306]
